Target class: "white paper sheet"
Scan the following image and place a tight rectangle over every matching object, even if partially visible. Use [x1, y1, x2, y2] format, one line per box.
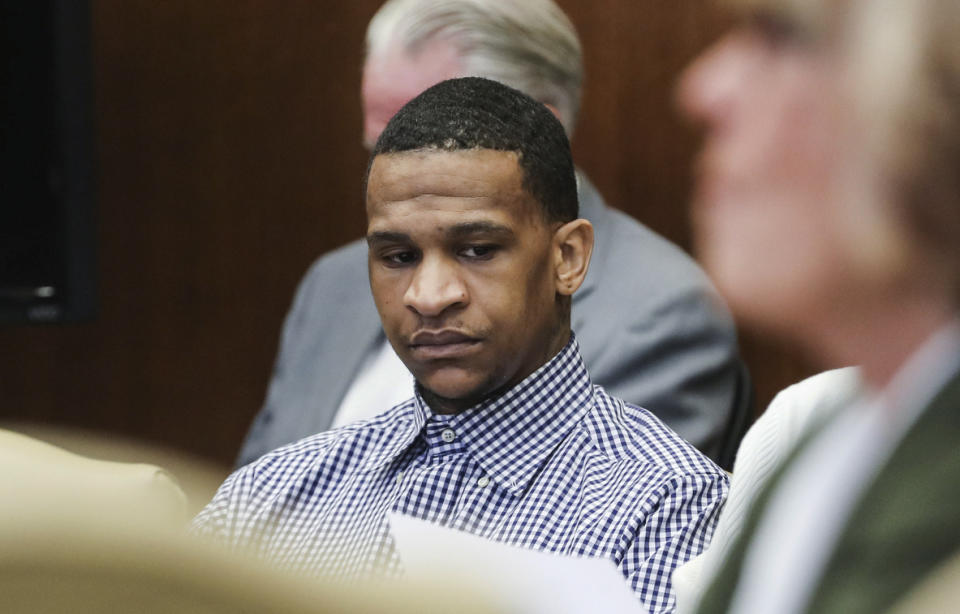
[388, 513, 642, 614]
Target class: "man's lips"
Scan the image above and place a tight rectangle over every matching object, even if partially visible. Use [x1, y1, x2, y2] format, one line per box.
[408, 330, 481, 359]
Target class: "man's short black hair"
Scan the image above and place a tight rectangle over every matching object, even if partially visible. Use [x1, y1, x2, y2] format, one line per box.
[367, 76, 578, 223]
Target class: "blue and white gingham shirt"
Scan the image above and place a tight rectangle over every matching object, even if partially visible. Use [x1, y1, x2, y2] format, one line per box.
[194, 338, 728, 613]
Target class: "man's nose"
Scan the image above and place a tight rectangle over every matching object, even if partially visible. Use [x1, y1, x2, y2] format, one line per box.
[676, 31, 751, 127]
[403, 256, 468, 317]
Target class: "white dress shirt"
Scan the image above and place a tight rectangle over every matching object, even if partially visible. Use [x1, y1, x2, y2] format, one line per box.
[332, 337, 414, 428]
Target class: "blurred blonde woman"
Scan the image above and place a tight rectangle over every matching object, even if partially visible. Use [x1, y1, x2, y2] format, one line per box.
[676, 0, 960, 613]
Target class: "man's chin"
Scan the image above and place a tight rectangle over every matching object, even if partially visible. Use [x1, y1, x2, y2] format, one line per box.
[415, 372, 494, 414]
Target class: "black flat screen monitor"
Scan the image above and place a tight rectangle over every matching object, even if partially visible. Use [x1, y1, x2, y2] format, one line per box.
[1, 0, 96, 323]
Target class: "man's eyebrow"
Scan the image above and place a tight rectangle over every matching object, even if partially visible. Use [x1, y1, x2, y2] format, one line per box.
[446, 221, 515, 238]
[366, 231, 411, 245]
[366, 223, 514, 245]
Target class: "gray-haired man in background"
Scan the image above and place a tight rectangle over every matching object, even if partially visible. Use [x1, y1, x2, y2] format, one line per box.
[236, 0, 748, 468]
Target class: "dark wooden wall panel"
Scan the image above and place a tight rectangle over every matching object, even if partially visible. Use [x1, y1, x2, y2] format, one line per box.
[1, 1, 814, 467]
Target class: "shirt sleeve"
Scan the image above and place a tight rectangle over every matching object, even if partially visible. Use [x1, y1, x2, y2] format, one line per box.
[190, 468, 245, 544]
[620, 471, 729, 613]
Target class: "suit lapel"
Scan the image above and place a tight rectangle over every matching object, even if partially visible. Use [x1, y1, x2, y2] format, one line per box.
[806, 370, 960, 613]
[302, 287, 384, 434]
[294, 242, 386, 436]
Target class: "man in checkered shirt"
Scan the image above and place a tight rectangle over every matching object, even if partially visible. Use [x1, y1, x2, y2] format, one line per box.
[193, 77, 728, 613]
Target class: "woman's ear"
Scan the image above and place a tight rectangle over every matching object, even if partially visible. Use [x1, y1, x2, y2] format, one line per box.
[553, 218, 594, 296]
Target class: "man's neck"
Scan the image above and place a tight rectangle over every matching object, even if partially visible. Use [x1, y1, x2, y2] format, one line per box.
[419, 386, 488, 415]
[811, 292, 955, 390]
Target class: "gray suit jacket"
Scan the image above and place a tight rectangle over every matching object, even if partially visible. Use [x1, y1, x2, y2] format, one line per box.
[237, 174, 744, 467]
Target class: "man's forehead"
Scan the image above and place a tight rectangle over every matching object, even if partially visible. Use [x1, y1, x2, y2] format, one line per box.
[367, 149, 527, 201]
[365, 149, 547, 231]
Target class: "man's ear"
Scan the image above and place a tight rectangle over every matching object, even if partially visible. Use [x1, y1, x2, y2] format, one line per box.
[552, 219, 594, 296]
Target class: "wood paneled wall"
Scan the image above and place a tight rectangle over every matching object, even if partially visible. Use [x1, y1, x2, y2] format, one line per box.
[1, 1, 815, 466]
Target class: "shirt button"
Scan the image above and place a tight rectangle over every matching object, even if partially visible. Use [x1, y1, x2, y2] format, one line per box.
[477, 476, 490, 488]
[395, 472, 403, 485]
[440, 428, 456, 443]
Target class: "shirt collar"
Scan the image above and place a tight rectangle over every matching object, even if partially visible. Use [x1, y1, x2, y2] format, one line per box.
[361, 399, 427, 473]
[365, 335, 594, 496]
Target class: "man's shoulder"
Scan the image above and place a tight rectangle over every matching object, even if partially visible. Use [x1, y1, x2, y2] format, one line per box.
[595, 206, 718, 299]
[576, 177, 733, 338]
[578, 173, 714, 292]
[288, 238, 373, 319]
[583, 386, 726, 479]
[238, 400, 417, 485]
[301, 238, 368, 285]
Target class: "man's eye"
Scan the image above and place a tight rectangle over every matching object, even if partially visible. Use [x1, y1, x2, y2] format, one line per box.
[460, 245, 497, 260]
[383, 250, 418, 266]
[751, 12, 809, 48]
